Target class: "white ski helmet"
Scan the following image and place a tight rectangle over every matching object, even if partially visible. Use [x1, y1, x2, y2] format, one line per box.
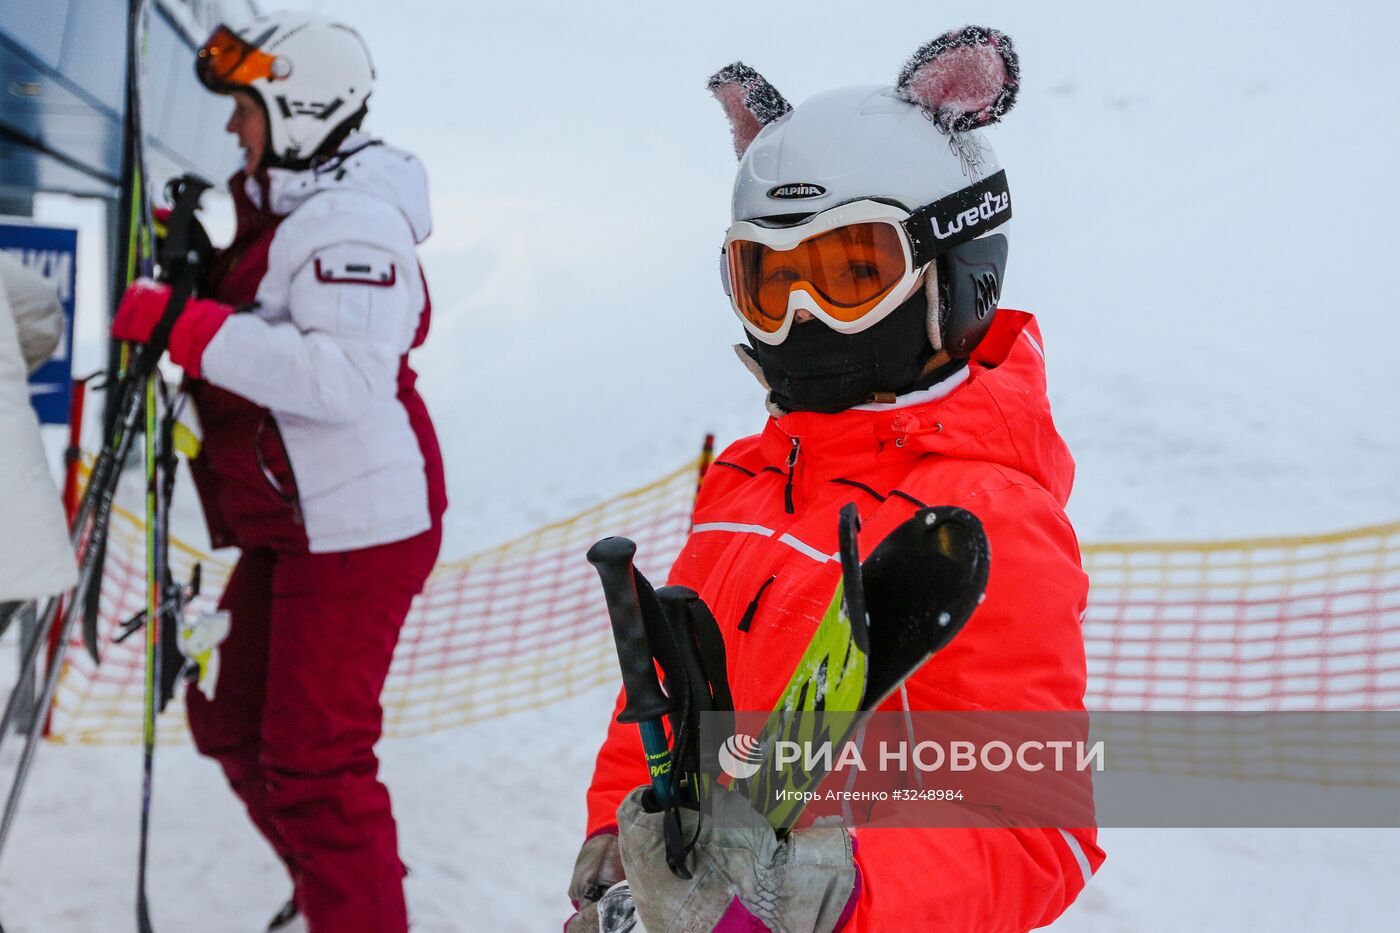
[196, 11, 376, 166]
[710, 26, 1020, 359]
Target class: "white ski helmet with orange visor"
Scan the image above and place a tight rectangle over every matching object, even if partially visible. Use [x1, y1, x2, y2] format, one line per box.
[196, 11, 375, 166]
[710, 27, 1019, 353]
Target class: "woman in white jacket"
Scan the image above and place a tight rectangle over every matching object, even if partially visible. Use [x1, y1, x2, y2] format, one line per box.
[110, 13, 444, 933]
[0, 251, 75, 610]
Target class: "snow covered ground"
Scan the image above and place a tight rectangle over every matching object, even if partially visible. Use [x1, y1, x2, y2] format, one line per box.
[3, 0, 1400, 929]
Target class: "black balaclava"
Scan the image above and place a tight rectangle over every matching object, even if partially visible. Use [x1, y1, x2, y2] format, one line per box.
[739, 287, 961, 414]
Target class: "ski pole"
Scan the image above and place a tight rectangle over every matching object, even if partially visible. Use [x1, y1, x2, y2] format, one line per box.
[0, 597, 59, 747]
[587, 537, 676, 809]
[61, 373, 94, 521]
[0, 569, 94, 861]
[654, 586, 724, 807]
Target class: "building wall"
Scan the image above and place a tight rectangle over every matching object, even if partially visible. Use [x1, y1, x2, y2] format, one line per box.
[0, 0, 256, 202]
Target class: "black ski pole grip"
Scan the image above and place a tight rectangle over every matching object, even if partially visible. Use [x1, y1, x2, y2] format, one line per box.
[145, 175, 213, 355]
[588, 537, 672, 723]
[587, 537, 677, 809]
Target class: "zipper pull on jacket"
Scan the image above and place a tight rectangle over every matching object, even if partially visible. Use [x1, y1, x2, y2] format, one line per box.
[784, 436, 800, 514]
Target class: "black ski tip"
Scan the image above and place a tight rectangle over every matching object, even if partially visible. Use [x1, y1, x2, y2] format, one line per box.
[860, 506, 990, 698]
[81, 547, 105, 664]
[586, 535, 637, 567]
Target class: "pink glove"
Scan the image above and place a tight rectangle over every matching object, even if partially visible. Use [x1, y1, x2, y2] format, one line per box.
[709, 847, 861, 932]
[113, 278, 232, 379]
[571, 875, 861, 933]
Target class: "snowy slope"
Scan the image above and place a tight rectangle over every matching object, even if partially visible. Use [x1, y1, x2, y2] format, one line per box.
[2, 0, 1399, 930]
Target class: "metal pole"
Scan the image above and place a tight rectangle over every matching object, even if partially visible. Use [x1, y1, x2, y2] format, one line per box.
[14, 604, 36, 735]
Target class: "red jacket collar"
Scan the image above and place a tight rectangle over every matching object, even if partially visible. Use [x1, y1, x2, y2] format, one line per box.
[757, 310, 1076, 506]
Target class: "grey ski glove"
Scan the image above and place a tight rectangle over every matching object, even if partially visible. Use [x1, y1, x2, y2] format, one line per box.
[567, 831, 627, 933]
[616, 786, 857, 933]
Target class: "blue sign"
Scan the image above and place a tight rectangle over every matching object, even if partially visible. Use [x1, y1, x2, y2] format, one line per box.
[0, 222, 79, 425]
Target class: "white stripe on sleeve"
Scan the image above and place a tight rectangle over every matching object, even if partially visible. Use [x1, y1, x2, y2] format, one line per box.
[1057, 828, 1094, 887]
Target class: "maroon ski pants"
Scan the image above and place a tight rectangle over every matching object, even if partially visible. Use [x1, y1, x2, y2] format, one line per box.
[186, 527, 439, 933]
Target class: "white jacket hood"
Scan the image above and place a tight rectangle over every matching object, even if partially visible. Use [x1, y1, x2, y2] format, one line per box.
[252, 132, 433, 245]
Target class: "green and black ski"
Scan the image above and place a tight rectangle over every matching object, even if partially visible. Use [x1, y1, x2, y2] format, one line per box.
[746, 502, 990, 831]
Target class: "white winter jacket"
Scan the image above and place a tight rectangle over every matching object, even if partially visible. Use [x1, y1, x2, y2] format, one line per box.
[0, 252, 77, 601]
[195, 134, 437, 553]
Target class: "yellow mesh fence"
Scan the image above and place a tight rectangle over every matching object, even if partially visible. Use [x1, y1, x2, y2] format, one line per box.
[50, 460, 697, 745]
[1079, 522, 1400, 787]
[1082, 521, 1400, 711]
[47, 459, 1400, 749]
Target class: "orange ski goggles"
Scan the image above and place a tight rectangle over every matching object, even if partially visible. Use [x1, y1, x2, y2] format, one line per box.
[721, 171, 1012, 344]
[723, 201, 916, 344]
[196, 24, 283, 92]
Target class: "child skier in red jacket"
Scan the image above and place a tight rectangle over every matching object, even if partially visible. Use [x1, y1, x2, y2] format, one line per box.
[568, 26, 1102, 933]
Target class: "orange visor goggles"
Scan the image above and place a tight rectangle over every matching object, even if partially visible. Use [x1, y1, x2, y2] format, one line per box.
[721, 171, 1013, 345]
[196, 24, 281, 92]
[727, 221, 908, 335]
[722, 199, 922, 345]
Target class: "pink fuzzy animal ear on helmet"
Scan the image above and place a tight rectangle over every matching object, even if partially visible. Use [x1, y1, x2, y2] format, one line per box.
[896, 26, 1020, 133]
[707, 62, 793, 158]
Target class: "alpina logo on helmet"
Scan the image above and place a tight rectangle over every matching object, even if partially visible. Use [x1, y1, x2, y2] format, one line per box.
[768, 183, 827, 200]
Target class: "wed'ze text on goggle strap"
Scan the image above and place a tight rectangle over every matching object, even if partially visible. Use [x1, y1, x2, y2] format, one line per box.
[905, 170, 1011, 267]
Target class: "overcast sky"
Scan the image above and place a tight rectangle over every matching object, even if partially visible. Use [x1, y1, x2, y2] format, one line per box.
[44, 0, 1400, 554]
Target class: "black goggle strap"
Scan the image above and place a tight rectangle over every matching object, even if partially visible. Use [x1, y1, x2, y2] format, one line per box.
[903, 169, 1012, 269]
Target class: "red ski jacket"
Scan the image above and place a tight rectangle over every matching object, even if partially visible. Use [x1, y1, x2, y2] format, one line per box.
[584, 310, 1103, 932]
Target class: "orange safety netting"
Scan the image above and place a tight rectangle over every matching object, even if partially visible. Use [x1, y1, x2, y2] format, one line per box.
[47, 458, 1400, 746]
[1083, 526, 1400, 787]
[1084, 522, 1400, 712]
[51, 460, 697, 745]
